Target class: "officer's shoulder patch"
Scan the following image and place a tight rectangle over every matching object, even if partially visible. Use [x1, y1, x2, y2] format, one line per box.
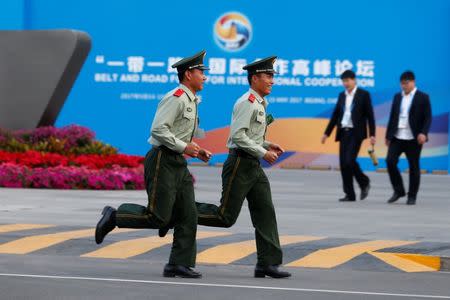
[173, 89, 185, 97]
[248, 94, 256, 103]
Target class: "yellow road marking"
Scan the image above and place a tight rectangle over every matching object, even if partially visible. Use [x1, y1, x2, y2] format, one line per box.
[197, 235, 325, 264]
[395, 253, 441, 270]
[0, 224, 55, 233]
[0, 228, 138, 254]
[285, 240, 418, 268]
[370, 252, 440, 272]
[82, 231, 231, 259]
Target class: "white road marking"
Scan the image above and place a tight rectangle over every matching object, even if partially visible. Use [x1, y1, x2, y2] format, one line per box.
[0, 273, 449, 299]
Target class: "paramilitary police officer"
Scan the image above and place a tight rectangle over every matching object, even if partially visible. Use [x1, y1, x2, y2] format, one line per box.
[94, 50, 212, 278]
[195, 56, 291, 278]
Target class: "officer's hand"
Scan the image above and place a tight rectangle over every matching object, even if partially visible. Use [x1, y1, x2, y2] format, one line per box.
[321, 134, 328, 144]
[269, 143, 284, 156]
[385, 139, 390, 146]
[370, 136, 376, 146]
[184, 142, 200, 157]
[417, 133, 427, 145]
[263, 151, 278, 165]
[197, 149, 212, 162]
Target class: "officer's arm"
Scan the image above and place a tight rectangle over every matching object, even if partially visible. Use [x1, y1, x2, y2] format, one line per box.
[230, 101, 267, 158]
[263, 115, 272, 148]
[151, 97, 187, 153]
[263, 141, 272, 149]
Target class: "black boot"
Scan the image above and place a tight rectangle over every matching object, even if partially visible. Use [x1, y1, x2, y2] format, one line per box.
[95, 206, 116, 244]
[254, 265, 291, 278]
[163, 264, 202, 278]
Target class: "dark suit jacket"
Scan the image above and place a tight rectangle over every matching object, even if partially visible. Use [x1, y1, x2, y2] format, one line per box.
[385, 90, 432, 141]
[324, 88, 376, 141]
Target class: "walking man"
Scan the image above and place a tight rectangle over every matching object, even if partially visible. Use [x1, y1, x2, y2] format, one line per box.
[321, 70, 376, 202]
[386, 71, 432, 205]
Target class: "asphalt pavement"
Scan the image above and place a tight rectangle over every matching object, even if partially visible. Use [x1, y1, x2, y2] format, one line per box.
[1, 167, 450, 299]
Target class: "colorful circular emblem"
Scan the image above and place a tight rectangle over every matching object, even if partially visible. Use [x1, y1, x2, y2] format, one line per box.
[214, 12, 252, 52]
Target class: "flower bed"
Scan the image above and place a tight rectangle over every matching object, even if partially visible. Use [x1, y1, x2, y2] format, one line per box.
[0, 125, 145, 190]
[0, 164, 144, 190]
[0, 151, 144, 169]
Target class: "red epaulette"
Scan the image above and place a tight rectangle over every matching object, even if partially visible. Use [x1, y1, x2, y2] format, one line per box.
[248, 94, 256, 103]
[173, 89, 185, 97]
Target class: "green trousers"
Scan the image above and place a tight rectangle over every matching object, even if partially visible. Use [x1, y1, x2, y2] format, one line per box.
[196, 154, 283, 266]
[115, 147, 197, 267]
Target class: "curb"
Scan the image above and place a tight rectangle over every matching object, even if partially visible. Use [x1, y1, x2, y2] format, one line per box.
[280, 163, 304, 170]
[404, 169, 428, 174]
[307, 165, 331, 171]
[432, 170, 448, 175]
[441, 256, 450, 271]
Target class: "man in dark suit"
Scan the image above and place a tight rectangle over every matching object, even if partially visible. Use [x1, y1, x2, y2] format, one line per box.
[321, 70, 376, 202]
[385, 71, 432, 205]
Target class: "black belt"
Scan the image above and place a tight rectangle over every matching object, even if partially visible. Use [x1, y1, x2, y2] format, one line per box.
[152, 145, 182, 156]
[229, 148, 257, 159]
[342, 127, 353, 131]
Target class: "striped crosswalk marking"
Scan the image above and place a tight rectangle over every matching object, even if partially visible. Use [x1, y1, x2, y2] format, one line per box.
[197, 235, 325, 264]
[285, 240, 418, 268]
[0, 224, 55, 233]
[369, 252, 440, 272]
[81, 231, 232, 259]
[0, 228, 138, 254]
[0, 224, 439, 273]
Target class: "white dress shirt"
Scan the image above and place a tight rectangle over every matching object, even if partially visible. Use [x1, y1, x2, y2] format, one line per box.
[341, 86, 357, 128]
[395, 87, 417, 140]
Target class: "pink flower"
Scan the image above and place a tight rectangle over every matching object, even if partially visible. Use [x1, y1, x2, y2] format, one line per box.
[0, 164, 145, 190]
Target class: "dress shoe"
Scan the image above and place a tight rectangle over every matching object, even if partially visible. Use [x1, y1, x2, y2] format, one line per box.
[406, 196, 416, 205]
[254, 264, 291, 278]
[339, 196, 356, 202]
[360, 183, 371, 200]
[163, 264, 202, 278]
[387, 192, 406, 204]
[95, 206, 116, 244]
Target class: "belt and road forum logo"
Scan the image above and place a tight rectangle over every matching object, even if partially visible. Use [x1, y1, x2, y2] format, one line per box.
[214, 12, 252, 52]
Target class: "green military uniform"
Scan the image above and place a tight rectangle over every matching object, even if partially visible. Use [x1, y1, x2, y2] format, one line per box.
[114, 52, 208, 268]
[196, 57, 284, 267]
